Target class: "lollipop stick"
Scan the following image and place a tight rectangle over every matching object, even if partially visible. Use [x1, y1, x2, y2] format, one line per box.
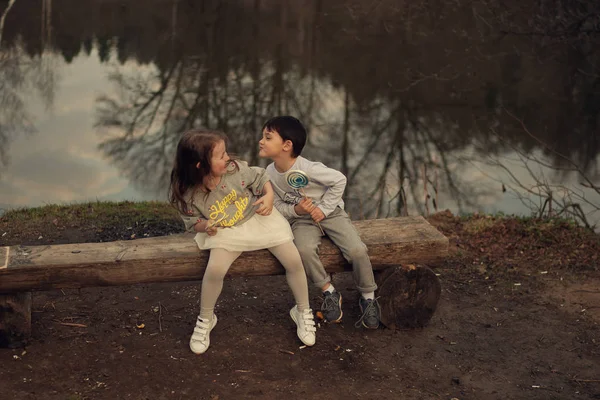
[207, 214, 227, 229]
[315, 220, 325, 236]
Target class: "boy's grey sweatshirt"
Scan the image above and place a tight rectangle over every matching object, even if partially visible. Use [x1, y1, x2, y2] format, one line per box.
[266, 156, 346, 220]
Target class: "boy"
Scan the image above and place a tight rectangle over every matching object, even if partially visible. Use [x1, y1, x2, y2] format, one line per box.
[258, 116, 380, 329]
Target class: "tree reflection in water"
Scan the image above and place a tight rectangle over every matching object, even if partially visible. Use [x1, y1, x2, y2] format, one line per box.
[0, 0, 597, 222]
[93, 1, 600, 221]
[0, 49, 56, 172]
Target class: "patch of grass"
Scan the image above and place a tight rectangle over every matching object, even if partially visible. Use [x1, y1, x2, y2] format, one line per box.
[463, 216, 498, 233]
[460, 212, 585, 236]
[2, 201, 178, 225]
[0, 201, 183, 244]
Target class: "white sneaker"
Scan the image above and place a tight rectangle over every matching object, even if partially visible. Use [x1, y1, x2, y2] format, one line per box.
[290, 306, 316, 346]
[189, 314, 217, 354]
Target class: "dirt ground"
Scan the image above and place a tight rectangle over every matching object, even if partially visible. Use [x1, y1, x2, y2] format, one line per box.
[1, 211, 599, 400]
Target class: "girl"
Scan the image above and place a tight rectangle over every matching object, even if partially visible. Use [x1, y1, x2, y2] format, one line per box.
[169, 129, 316, 354]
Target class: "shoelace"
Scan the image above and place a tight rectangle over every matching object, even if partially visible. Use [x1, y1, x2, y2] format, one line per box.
[321, 293, 339, 313]
[354, 297, 380, 328]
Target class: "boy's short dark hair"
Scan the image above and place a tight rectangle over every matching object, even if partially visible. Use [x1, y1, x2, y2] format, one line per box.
[262, 116, 306, 157]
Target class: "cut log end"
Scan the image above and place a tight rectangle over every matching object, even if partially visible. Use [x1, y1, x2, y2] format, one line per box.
[0, 292, 32, 348]
[376, 265, 441, 329]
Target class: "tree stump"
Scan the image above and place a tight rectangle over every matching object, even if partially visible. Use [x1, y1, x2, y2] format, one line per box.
[0, 292, 32, 348]
[376, 264, 441, 329]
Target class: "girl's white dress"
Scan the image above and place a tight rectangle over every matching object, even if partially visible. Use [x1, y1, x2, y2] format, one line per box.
[194, 207, 293, 252]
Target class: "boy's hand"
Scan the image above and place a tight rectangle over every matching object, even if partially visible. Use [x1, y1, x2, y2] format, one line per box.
[253, 193, 274, 216]
[310, 206, 325, 223]
[295, 197, 314, 215]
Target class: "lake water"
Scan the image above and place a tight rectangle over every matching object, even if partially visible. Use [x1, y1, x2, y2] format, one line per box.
[1, 0, 599, 228]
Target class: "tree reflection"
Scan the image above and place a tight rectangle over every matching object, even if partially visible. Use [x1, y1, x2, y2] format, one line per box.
[0, 45, 56, 171]
[0, 0, 57, 173]
[95, 0, 322, 196]
[90, 0, 599, 218]
[95, 61, 485, 218]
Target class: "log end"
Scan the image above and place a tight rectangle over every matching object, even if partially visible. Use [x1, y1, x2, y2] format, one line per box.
[0, 292, 32, 348]
[376, 265, 441, 329]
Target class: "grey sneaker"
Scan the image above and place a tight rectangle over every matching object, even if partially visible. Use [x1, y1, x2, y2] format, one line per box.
[321, 291, 343, 323]
[356, 298, 381, 329]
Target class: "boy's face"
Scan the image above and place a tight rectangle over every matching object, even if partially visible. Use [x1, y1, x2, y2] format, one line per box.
[258, 128, 291, 159]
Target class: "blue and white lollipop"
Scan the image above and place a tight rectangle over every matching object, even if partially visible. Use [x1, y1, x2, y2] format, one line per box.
[284, 170, 324, 234]
[286, 170, 310, 192]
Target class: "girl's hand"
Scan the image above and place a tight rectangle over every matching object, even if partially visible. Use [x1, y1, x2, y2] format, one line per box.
[196, 218, 218, 236]
[253, 193, 274, 216]
[205, 219, 219, 236]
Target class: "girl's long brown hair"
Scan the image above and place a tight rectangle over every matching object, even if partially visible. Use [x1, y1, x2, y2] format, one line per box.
[168, 129, 229, 214]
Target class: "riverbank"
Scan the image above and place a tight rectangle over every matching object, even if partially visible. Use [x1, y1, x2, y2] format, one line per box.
[1, 201, 599, 399]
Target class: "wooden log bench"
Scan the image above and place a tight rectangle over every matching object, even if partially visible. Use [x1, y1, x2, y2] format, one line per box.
[0, 216, 448, 347]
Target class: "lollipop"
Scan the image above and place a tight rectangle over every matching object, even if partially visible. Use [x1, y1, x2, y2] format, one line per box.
[285, 170, 324, 235]
[286, 170, 310, 196]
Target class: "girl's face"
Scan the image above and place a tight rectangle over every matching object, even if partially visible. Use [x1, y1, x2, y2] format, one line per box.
[205, 140, 230, 177]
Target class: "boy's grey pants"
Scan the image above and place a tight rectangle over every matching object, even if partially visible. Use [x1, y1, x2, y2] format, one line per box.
[290, 207, 377, 293]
